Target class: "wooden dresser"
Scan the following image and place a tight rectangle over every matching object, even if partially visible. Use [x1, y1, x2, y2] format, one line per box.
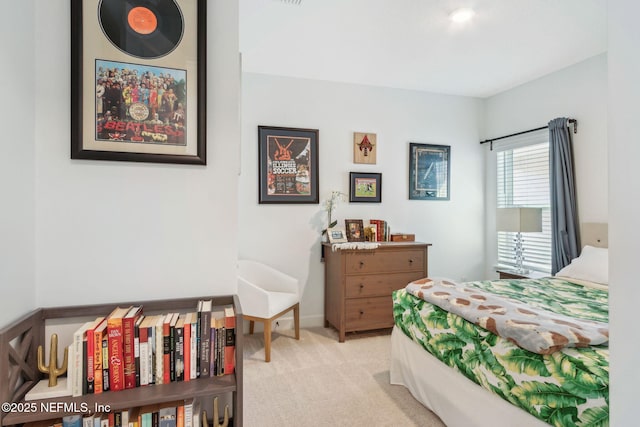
[323, 242, 430, 342]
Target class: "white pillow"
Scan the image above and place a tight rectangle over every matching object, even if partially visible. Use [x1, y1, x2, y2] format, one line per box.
[555, 245, 608, 285]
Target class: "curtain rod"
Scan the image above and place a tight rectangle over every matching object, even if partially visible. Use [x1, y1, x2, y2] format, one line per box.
[480, 119, 577, 150]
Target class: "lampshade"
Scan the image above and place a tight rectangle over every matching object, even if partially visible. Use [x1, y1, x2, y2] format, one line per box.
[496, 207, 542, 233]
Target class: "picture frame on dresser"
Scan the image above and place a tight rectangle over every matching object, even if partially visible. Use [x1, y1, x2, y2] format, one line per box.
[409, 143, 450, 200]
[70, 0, 207, 165]
[327, 227, 348, 243]
[344, 219, 365, 242]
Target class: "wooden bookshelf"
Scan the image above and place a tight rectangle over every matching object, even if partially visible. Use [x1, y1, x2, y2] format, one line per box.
[0, 295, 243, 427]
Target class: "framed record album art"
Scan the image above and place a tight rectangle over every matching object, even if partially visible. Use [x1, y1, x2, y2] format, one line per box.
[71, 0, 206, 164]
[258, 126, 319, 204]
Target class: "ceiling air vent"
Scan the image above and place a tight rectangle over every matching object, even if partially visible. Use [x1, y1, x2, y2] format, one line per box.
[278, 0, 302, 5]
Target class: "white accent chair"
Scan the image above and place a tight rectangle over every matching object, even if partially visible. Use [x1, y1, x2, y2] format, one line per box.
[237, 260, 300, 362]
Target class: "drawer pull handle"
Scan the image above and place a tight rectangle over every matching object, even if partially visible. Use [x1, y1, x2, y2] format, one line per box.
[359, 284, 365, 289]
[360, 310, 364, 315]
[359, 261, 365, 267]
[409, 259, 414, 264]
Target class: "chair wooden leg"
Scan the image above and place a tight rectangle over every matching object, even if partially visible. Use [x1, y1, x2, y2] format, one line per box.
[263, 319, 271, 363]
[293, 303, 300, 340]
[249, 320, 254, 335]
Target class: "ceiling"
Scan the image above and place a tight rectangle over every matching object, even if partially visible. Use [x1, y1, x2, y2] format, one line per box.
[239, 0, 607, 98]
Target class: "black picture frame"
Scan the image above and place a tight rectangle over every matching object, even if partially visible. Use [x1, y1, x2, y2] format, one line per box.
[349, 172, 382, 203]
[409, 143, 451, 200]
[258, 126, 319, 204]
[71, 0, 207, 165]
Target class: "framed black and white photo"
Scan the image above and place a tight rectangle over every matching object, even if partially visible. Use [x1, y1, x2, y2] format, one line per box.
[71, 0, 207, 164]
[409, 143, 450, 200]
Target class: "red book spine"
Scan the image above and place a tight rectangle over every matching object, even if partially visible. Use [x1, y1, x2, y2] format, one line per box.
[224, 310, 235, 375]
[94, 325, 106, 393]
[107, 318, 125, 391]
[183, 316, 191, 382]
[86, 327, 96, 394]
[123, 311, 141, 389]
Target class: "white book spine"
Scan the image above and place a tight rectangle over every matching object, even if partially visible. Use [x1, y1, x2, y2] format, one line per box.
[139, 341, 149, 386]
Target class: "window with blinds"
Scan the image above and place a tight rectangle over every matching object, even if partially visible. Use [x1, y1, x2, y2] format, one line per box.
[496, 137, 552, 273]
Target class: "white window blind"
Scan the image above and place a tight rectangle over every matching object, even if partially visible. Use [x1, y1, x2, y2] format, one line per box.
[496, 131, 552, 273]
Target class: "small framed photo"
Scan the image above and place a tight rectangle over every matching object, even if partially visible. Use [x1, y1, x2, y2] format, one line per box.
[349, 172, 382, 203]
[409, 143, 450, 200]
[345, 219, 365, 242]
[327, 227, 348, 243]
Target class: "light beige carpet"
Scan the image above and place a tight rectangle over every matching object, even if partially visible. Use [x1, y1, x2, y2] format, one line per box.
[242, 327, 446, 427]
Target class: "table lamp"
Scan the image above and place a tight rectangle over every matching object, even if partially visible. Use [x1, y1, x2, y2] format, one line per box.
[496, 207, 542, 274]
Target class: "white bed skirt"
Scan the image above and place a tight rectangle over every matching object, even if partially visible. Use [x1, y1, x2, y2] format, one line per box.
[390, 326, 549, 427]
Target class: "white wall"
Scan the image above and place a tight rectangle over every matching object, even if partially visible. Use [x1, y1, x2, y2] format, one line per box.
[240, 73, 484, 326]
[0, 0, 240, 320]
[608, 1, 640, 424]
[483, 54, 608, 277]
[0, 1, 37, 327]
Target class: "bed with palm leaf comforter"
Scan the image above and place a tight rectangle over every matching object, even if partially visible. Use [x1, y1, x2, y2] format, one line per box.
[391, 277, 609, 427]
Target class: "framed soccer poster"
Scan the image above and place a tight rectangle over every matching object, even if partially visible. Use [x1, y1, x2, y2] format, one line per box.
[258, 126, 319, 204]
[349, 172, 382, 203]
[71, 0, 206, 164]
[409, 143, 451, 200]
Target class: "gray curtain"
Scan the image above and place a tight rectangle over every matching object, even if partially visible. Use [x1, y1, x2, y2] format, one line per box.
[549, 117, 580, 274]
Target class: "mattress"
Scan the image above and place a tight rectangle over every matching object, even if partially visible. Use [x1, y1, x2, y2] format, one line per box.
[392, 277, 609, 427]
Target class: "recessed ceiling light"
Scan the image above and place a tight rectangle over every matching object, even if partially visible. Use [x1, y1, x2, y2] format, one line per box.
[450, 8, 475, 23]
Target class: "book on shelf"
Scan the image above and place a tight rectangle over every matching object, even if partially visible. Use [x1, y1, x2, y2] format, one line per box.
[101, 334, 110, 392]
[158, 402, 179, 427]
[198, 300, 212, 377]
[162, 313, 174, 384]
[123, 306, 143, 389]
[146, 315, 157, 385]
[183, 399, 193, 427]
[189, 312, 198, 380]
[169, 313, 179, 382]
[72, 321, 94, 397]
[182, 312, 192, 382]
[138, 315, 156, 387]
[176, 404, 184, 427]
[154, 315, 165, 385]
[107, 306, 133, 392]
[211, 313, 225, 377]
[191, 399, 201, 427]
[175, 315, 185, 382]
[86, 317, 106, 394]
[134, 314, 145, 387]
[92, 319, 108, 394]
[224, 305, 236, 375]
[62, 415, 81, 427]
[208, 317, 216, 377]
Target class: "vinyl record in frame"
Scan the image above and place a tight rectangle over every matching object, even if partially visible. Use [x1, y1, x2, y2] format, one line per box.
[99, 0, 184, 59]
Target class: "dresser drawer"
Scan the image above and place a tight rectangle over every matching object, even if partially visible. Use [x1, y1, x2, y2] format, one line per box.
[345, 249, 425, 274]
[345, 296, 394, 331]
[345, 272, 425, 298]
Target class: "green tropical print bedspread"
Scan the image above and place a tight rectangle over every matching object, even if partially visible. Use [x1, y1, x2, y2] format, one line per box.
[393, 279, 609, 427]
[405, 277, 609, 354]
